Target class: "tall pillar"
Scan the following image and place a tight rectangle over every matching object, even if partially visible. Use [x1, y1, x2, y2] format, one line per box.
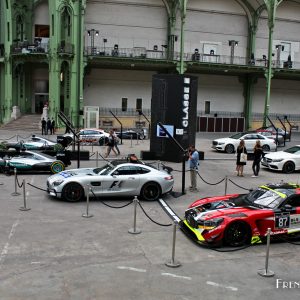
[176, 0, 187, 74]
[263, 0, 282, 127]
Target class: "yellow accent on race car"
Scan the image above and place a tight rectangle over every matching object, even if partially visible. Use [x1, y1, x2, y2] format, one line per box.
[251, 236, 262, 244]
[260, 185, 286, 199]
[183, 220, 205, 241]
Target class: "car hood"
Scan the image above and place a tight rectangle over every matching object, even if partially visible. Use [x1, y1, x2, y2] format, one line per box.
[48, 168, 97, 181]
[264, 151, 295, 159]
[194, 206, 254, 221]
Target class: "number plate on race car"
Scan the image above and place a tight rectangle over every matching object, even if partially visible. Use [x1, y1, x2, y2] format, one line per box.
[275, 212, 290, 229]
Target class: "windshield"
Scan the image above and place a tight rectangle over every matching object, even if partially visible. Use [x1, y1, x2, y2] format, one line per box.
[93, 164, 114, 175]
[284, 146, 300, 154]
[245, 187, 287, 208]
[229, 133, 244, 139]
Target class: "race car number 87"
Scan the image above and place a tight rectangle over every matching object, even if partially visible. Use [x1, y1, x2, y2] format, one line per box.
[275, 212, 290, 229]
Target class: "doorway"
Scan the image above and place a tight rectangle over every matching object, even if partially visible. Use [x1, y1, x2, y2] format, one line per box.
[34, 94, 49, 113]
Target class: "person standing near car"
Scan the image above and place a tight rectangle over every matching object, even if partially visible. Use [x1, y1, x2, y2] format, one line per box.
[252, 140, 264, 178]
[51, 118, 55, 134]
[105, 130, 117, 158]
[46, 118, 52, 135]
[236, 139, 247, 177]
[189, 145, 199, 192]
[41, 118, 47, 135]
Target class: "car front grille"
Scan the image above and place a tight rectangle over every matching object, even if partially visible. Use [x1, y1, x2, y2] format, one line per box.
[212, 141, 218, 146]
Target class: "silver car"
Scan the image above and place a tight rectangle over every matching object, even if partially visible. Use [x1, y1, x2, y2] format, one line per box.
[47, 161, 174, 202]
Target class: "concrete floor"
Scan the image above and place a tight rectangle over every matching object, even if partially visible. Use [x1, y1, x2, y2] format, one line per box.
[0, 129, 300, 300]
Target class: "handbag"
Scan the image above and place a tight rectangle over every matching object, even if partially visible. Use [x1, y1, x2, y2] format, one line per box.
[241, 153, 247, 163]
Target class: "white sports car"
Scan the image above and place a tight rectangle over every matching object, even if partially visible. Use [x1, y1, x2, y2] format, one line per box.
[212, 132, 276, 154]
[261, 145, 300, 173]
[47, 160, 174, 202]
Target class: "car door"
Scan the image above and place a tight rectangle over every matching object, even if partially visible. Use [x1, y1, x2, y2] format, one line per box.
[101, 166, 140, 196]
[269, 196, 300, 235]
[242, 134, 257, 151]
[293, 149, 300, 170]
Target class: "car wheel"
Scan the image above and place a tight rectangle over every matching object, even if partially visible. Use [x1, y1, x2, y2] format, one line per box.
[225, 144, 234, 154]
[140, 182, 161, 201]
[262, 145, 270, 152]
[99, 137, 105, 146]
[50, 161, 65, 174]
[61, 182, 84, 202]
[283, 161, 295, 174]
[223, 222, 251, 247]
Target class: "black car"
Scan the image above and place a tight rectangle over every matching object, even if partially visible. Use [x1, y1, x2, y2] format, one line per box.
[116, 130, 144, 140]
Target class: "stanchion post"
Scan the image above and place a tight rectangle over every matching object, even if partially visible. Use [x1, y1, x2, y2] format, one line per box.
[136, 134, 139, 145]
[225, 175, 228, 195]
[96, 151, 99, 167]
[128, 196, 141, 234]
[11, 168, 21, 196]
[258, 228, 274, 277]
[165, 222, 181, 268]
[130, 135, 133, 148]
[82, 184, 93, 218]
[19, 179, 31, 211]
[181, 153, 186, 195]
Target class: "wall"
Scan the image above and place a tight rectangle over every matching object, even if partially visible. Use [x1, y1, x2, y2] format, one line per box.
[84, 0, 167, 49]
[196, 74, 244, 113]
[84, 69, 155, 109]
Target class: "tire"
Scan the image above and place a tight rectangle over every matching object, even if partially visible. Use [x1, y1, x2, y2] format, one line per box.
[140, 182, 161, 201]
[50, 161, 65, 174]
[223, 222, 251, 247]
[283, 161, 295, 174]
[225, 144, 234, 154]
[61, 182, 84, 202]
[99, 137, 105, 146]
[262, 145, 270, 152]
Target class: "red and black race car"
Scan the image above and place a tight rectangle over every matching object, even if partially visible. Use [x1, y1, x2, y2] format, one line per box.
[181, 183, 300, 247]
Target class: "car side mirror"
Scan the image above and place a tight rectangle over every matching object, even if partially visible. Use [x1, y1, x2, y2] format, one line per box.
[112, 171, 119, 176]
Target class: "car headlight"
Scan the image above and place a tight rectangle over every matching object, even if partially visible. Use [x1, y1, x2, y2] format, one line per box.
[272, 159, 283, 162]
[199, 218, 224, 230]
[217, 142, 225, 145]
[53, 179, 64, 186]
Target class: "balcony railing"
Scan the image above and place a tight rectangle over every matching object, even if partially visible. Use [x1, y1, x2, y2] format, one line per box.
[57, 41, 74, 55]
[85, 46, 296, 70]
[11, 41, 48, 54]
[85, 46, 167, 60]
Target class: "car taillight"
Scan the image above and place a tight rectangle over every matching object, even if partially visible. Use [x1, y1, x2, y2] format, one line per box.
[164, 176, 173, 180]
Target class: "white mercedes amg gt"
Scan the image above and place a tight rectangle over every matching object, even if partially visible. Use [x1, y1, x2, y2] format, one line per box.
[47, 160, 174, 202]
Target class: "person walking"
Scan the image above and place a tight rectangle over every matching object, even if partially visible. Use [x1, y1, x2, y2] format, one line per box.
[51, 118, 55, 134]
[46, 118, 52, 135]
[252, 140, 264, 177]
[188, 145, 199, 192]
[105, 130, 117, 158]
[112, 128, 120, 155]
[41, 118, 47, 135]
[236, 139, 247, 177]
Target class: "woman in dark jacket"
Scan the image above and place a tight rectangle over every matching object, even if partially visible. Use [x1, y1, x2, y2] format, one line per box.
[236, 139, 247, 177]
[252, 140, 264, 177]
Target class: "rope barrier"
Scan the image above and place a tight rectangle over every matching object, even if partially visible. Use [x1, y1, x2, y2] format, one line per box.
[0, 135, 17, 141]
[228, 178, 252, 191]
[138, 201, 172, 227]
[27, 182, 48, 192]
[197, 171, 225, 186]
[16, 175, 24, 188]
[91, 190, 133, 208]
